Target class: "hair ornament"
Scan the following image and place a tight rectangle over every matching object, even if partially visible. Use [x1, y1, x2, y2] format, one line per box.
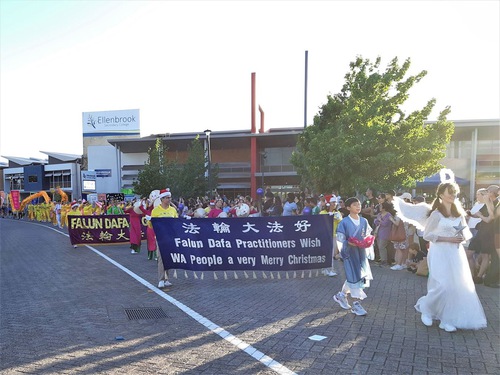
[439, 168, 455, 184]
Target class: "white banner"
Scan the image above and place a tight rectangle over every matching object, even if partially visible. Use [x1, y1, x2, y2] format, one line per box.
[83, 109, 140, 136]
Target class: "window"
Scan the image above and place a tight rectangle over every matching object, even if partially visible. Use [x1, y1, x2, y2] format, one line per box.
[477, 140, 500, 154]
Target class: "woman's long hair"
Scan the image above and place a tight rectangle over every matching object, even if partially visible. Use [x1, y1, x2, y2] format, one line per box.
[381, 201, 397, 216]
[429, 182, 465, 218]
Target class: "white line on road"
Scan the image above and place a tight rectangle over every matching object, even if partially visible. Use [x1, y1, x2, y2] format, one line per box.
[41, 223, 297, 375]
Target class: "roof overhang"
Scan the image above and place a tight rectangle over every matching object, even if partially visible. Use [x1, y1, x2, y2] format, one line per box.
[107, 128, 305, 153]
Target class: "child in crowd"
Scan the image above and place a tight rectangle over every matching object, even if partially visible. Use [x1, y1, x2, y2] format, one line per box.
[333, 197, 374, 316]
[406, 243, 426, 273]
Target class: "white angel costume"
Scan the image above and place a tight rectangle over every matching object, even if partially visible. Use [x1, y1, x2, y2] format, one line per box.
[394, 195, 487, 330]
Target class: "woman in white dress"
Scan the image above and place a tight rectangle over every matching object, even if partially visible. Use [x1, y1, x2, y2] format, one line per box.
[416, 181, 487, 332]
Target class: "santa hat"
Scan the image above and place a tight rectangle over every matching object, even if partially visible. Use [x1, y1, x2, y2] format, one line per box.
[209, 200, 215, 206]
[71, 201, 79, 208]
[158, 188, 172, 199]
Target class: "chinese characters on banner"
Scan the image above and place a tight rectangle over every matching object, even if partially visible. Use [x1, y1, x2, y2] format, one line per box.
[68, 215, 148, 245]
[152, 215, 334, 272]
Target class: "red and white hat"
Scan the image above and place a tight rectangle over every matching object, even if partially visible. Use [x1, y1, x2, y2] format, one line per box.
[158, 188, 171, 199]
[209, 200, 215, 206]
[71, 201, 79, 208]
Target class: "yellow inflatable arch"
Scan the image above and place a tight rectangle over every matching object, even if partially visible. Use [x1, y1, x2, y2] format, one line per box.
[20, 191, 51, 211]
[56, 187, 68, 202]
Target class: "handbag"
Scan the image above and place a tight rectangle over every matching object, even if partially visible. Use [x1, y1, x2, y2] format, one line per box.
[389, 220, 406, 242]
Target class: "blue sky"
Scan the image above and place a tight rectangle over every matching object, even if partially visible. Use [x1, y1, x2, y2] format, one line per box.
[1, 0, 499, 162]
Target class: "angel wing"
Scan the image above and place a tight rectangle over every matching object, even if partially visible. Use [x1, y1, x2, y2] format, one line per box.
[392, 197, 432, 231]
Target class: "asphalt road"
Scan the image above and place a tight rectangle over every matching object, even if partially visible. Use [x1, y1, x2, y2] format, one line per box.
[1, 218, 499, 374]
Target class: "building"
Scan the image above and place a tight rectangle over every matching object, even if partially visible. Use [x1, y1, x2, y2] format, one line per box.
[0, 152, 82, 202]
[442, 119, 499, 195]
[1, 118, 499, 203]
[106, 127, 303, 198]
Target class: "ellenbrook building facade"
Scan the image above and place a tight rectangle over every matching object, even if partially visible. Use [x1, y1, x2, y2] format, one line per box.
[1, 117, 499, 202]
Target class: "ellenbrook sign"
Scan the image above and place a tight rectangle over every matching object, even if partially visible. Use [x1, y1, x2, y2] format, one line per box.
[82, 109, 140, 136]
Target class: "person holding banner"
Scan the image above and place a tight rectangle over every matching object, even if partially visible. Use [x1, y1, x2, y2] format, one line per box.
[333, 197, 374, 316]
[125, 200, 143, 254]
[139, 198, 158, 261]
[151, 188, 178, 288]
[67, 201, 81, 248]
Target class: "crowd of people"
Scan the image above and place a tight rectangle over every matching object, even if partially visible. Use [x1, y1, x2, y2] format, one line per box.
[3, 178, 498, 332]
[332, 178, 498, 332]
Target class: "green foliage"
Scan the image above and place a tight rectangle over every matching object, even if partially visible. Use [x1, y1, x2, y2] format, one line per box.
[133, 136, 218, 199]
[291, 56, 454, 194]
[170, 135, 217, 198]
[133, 138, 168, 197]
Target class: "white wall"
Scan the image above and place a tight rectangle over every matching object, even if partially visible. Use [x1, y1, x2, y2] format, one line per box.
[120, 152, 148, 190]
[88, 145, 120, 194]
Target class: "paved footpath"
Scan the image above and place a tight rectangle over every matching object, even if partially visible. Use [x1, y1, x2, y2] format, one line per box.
[1, 218, 499, 375]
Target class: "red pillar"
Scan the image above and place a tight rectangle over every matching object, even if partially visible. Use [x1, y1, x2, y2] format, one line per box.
[250, 72, 257, 198]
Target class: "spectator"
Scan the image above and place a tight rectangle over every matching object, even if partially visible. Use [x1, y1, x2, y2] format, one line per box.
[389, 207, 414, 271]
[268, 195, 283, 216]
[468, 187, 496, 284]
[361, 188, 377, 228]
[282, 193, 298, 216]
[413, 195, 429, 256]
[374, 201, 394, 265]
[385, 190, 396, 204]
[338, 199, 349, 217]
[311, 197, 320, 215]
[262, 189, 275, 216]
[483, 185, 500, 288]
[406, 243, 427, 274]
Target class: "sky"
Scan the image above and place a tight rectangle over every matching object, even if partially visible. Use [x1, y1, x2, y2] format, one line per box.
[1, 0, 499, 164]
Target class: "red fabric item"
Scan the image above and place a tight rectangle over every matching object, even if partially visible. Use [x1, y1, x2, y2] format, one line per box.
[348, 235, 375, 248]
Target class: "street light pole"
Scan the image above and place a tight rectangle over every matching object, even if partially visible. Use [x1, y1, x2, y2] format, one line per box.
[204, 129, 212, 195]
[260, 151, 267, 188]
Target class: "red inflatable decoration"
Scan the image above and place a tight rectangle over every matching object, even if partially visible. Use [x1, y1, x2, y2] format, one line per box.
[348, 235, 375, 248]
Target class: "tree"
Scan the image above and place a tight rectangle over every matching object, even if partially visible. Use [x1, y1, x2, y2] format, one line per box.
[291, 56, 454, 194]
[169, 135, 218, 198]
[133, 138, 169, 197]
[133, 136, 218, 199]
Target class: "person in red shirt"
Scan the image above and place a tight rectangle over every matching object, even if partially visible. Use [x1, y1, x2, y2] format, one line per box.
[207, 199, 224, 218]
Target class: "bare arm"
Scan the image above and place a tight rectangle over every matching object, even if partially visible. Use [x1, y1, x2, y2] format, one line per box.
[475, 199, 495, 223]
